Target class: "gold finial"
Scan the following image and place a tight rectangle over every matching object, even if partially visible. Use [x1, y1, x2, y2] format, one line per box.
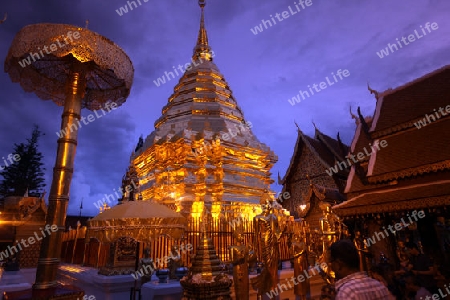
[85, 19, 89, 29]
[0, 13, 7, 24]
[193, 0, 212, 61]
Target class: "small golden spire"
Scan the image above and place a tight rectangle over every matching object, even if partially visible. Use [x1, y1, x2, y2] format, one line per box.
[193, 0, 212, 61]
[85, 19, 89, 29]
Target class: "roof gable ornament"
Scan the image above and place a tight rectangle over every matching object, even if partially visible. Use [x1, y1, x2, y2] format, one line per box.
[367, 82, 380, 100]
[312, 121, 319, 136]
[349, 106, 359, 125]
[277, 171, 283, 185]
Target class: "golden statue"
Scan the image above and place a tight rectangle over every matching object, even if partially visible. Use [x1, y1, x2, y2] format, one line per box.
[339, 220, 350, 240]
[319, 202, 339, 254]
[252, 192, 283, 298]
[229, 230, 256, 300]
[168, 245, 182, 279]
[292, 231, 310, 299]
[354, 231, 371, 272]
[140, 247, 154, 284]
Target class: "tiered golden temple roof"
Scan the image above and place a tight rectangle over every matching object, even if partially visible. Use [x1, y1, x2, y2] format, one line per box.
[131, 1, 277, 211]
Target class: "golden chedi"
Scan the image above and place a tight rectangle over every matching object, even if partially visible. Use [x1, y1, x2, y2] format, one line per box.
[130, 0, 277, 221]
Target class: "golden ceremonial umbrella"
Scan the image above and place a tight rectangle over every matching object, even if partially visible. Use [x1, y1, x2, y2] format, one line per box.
[4, 23, 133, 299]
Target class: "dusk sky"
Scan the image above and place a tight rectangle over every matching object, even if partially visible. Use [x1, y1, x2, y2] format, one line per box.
[0, 0, 449, 217]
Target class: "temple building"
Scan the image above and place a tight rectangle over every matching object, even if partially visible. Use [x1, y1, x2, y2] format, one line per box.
[279, 124, 349, 217]
[333, 65, 450, 274]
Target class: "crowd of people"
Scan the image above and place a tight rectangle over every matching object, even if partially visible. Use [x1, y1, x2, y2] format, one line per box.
[321, 240, 449, 300]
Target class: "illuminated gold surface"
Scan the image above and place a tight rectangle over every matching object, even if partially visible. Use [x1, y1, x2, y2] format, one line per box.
[33, 70, 85, 291]
[252, 196, 286, 297]
[229, 230, 255, 300]
[4, 22, 134, 296]
[291, 222, 310, 298]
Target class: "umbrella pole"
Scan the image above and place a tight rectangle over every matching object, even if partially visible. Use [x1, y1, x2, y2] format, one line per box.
[132, 241, 141, 300]
[33, 68, 86, 296]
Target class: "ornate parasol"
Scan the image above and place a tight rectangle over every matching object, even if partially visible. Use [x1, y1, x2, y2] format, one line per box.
[87, 201, 187, 243]
[4, 23, 133, 299]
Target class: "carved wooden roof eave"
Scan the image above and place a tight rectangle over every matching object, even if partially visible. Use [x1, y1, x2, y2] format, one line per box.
[371, 114, 450, 139]
[367, 160, 450, 184]
[334, 195, 450, 217]
[334, 178, 450, 217]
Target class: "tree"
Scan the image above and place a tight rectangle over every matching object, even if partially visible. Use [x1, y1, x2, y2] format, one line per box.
[0, 125, 46, 197]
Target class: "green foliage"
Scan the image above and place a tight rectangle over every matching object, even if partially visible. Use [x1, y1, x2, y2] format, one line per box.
[0, 125, 46, 197]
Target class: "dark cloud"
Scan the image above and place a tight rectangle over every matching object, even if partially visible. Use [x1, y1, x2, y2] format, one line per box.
[1, 0, 449, 216]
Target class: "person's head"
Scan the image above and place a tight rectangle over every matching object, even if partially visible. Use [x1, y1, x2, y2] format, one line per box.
[404, 273, 422, 292]
[405, 242, 419, 256]
[328, 239, 360, 280]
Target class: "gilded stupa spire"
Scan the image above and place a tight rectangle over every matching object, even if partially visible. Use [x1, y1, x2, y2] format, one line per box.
[132, 0, 277, 212]
[193, 0, 212, 61]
